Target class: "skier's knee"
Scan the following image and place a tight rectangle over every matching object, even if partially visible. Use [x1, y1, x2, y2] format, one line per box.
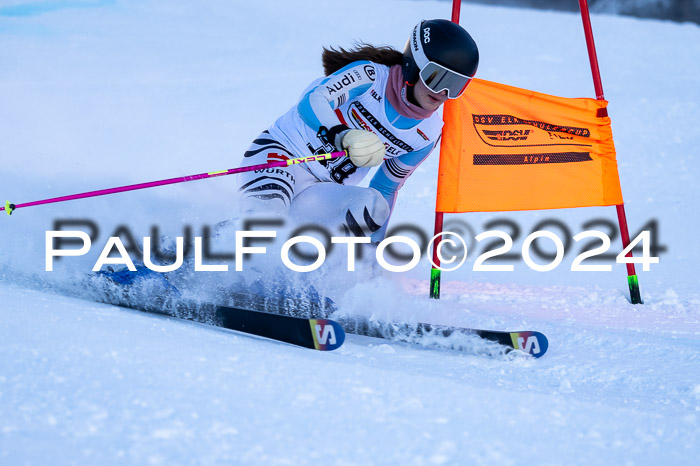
[343, 189, 389, 237]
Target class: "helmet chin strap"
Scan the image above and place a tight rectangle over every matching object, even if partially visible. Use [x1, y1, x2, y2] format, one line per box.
[404, 81, 420, 107]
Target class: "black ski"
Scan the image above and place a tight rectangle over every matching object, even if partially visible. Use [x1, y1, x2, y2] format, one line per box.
[215, 305, 345, 351]
[71, 270, 344, 350]
[81, 271, 543, 356]
[96, 298, 345, 351]
[99, 296, 543, 356]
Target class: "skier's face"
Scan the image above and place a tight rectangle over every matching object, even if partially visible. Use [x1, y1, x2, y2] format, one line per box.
[413, 79, 448, 111]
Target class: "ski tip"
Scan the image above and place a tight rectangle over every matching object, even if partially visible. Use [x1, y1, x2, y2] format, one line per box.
[510, 331, 549, 358]
[309, 319, 345, 351]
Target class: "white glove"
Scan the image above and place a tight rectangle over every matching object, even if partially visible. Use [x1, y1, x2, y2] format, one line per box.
[341, 129, 385, 167]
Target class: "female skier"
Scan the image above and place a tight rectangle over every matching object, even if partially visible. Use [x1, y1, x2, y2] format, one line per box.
[96, 19, 478, 295]
[237, 19, 479, 242]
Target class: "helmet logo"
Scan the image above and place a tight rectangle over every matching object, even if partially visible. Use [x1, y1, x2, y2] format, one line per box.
[423, 27, 431, 44]
[412, 25, 420, 52]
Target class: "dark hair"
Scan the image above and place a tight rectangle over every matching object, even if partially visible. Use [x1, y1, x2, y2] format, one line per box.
[321, 43, 403, 76]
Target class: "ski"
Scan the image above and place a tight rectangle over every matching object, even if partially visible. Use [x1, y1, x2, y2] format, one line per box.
[97, 294, 542, 356]
[474, 329, 548, 358]
[80, 271, 542, 356]
[97, 298, 345, 351]
[81, 269, 345, 351]
[214, 305, 345, 351]
[337, 317, 549, 358]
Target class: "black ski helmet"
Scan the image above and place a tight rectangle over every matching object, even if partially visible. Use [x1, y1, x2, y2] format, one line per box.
[402, 19, 479, 98]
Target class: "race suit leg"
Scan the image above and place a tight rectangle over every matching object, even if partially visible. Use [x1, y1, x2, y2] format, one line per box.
[237, 130, 317, 216]
[239, 131, 389, 240]
[289, 182, 390, 240]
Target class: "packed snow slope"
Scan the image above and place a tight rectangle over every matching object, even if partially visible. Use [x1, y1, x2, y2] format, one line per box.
[1, 0, 699, 464]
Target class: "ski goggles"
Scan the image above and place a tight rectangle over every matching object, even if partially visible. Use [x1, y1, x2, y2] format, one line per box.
[419, 61, 473, 99]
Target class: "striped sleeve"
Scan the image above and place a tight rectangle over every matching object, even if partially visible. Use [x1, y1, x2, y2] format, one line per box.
[297, 61, 374, 133]
[368, 141, 438, 241]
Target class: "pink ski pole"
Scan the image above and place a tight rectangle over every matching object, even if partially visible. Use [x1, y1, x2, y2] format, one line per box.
[2, 151, 347, 216]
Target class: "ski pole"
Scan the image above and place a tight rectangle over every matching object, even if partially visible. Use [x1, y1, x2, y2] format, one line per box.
[2, 151, 347, 216]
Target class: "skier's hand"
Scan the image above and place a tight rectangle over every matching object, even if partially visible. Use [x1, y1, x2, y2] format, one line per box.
[341, 129, 385, 167]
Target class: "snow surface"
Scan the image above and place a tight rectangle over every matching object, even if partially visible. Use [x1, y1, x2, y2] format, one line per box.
[1, 0, 699, 464]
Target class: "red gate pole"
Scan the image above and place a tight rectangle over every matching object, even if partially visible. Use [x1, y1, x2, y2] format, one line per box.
[578, 0, 642, 304]
[429, 0, 462, 299]
[429, 212, 445, 299]
[451, 0, 461, 21]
